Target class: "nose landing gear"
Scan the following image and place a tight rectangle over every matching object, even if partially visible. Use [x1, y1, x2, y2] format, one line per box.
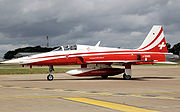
[47, 65, 54, 81]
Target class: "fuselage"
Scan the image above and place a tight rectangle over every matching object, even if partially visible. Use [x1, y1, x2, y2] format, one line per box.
[2, 46, 172, 66]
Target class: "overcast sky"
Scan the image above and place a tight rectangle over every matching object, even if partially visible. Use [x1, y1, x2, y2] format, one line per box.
[0, 0, 180, 57]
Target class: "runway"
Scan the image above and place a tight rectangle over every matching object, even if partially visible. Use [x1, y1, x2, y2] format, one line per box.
[0, 65, 180, 112]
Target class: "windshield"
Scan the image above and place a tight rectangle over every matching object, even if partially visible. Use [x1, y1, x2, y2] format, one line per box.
[53, 47, 61, 51]
[53, 45, 77, 51]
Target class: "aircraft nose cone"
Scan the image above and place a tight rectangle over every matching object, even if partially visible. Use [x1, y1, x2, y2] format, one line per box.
[0, 58, 21, 64]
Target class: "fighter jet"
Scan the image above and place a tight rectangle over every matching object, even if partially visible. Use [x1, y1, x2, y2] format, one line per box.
[1, 25, 179, 81]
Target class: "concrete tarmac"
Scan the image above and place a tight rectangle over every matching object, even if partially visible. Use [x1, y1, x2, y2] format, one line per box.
[0, 65, 180, 112]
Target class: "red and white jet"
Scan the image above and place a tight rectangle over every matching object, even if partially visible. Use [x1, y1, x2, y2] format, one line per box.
[1, 25, 179, 80]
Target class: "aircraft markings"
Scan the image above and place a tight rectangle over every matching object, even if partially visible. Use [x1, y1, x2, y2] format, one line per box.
[64, 97, 160, 112]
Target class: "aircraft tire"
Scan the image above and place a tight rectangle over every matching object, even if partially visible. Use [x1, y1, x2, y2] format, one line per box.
[47, 74, 54, 81]
[123, 73, 131, 80]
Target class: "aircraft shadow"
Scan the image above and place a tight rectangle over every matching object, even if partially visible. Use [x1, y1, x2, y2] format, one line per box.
[6, 76, 174, 82]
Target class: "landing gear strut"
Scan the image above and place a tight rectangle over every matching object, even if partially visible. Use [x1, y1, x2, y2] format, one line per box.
[47, 65, 54, 81]
[123, 64, 132, 80]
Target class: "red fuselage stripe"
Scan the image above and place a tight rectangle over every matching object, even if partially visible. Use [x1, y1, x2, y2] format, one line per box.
[28, 50, 163, 60]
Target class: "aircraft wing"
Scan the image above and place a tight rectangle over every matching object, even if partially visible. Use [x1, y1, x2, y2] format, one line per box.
[86, 60, 153, 65]
[86, 60, 178, 64]
[86, 60, 139, 63]
[153, 61, 178, 64]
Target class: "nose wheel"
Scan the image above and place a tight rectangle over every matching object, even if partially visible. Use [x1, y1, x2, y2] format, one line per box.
[47, 65, 54, 81]
[47, 74, 54, 81]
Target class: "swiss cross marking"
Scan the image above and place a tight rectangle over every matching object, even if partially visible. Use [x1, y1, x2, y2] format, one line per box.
[158, 42, 166, 49]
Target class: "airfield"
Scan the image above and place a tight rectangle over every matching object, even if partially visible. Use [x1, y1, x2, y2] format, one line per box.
[0, 65, 180, 112]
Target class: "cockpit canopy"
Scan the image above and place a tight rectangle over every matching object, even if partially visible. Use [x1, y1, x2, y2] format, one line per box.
[65, 45, 77, 50]
[53, 44, 119, 52]
[53, 45, 77, 51]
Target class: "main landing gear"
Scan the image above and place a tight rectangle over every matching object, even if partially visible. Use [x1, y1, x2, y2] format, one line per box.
[123, 64, 132, 80]
[47, 65, 54, 81]
[123, 73, 131, 80]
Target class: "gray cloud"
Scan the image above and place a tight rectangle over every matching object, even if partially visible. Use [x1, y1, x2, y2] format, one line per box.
[0, 0, 180, 57]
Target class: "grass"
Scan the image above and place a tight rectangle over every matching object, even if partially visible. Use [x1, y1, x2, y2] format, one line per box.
[0, 64, 22, 67]
[0, 68, 72, 75]
[0, 64, 80, 67]
[0, 64, 78, 75]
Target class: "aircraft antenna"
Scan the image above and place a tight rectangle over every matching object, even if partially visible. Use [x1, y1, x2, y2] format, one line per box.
[47, 35, 49, 47]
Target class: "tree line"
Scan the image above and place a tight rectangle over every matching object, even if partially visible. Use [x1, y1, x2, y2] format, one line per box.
[4, 46, 58, 59]
[167, 42, 180, 55]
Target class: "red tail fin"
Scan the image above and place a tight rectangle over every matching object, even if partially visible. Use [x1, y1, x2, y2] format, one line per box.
[138, 25, 168, 53]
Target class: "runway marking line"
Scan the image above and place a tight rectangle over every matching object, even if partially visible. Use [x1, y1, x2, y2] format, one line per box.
[0, 94, 160, 112]
[130, 95, 180, 101]
[64, 97, 160, 112]
[0, 95, 107, 100]
[134, 92, 180, 95]
[0, 84, 180, 101]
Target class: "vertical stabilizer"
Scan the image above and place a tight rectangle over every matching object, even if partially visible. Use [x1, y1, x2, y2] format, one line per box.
[138, 25, 168, 53]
